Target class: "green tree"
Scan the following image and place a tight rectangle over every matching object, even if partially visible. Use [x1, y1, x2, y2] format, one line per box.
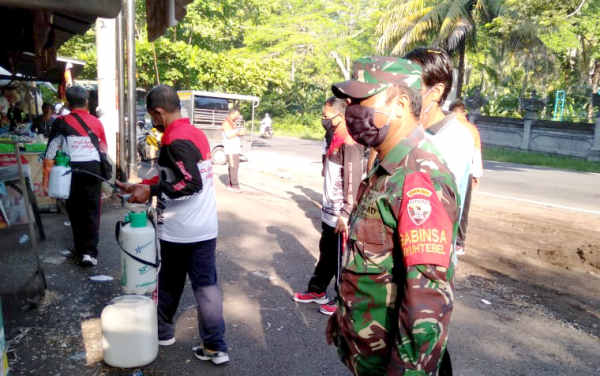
[476, 0, 599, 121]
[376, 0, 503, 96]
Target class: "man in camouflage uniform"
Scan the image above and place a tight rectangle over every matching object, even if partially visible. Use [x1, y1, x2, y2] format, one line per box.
[326, 57, 460, 376]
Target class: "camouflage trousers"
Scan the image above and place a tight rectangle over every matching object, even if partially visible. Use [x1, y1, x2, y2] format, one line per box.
[327, 265, 453, 376]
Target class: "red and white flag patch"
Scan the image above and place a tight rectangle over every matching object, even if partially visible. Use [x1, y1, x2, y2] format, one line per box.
[399, 172, 452, 268]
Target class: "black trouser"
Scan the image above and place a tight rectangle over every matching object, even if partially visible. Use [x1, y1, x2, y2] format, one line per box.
[65, 171, 102, 258]
[439, 348, 453, 375]
[157, 238, 227, 352]
[307, 222, 338, 294]
[456, 176, 473, 248]
[227, 154, 240, 188]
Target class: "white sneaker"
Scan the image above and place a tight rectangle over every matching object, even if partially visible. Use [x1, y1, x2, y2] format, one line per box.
[193, 346, 230, 365]
[158, 337, 176, 346]
[80, 254, 98, 267]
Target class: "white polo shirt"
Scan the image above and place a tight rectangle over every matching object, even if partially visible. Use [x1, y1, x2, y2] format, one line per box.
[425, 113, 476, 213]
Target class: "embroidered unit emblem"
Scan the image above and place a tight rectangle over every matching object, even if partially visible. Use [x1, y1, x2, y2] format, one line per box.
[407, 198, 431, 225]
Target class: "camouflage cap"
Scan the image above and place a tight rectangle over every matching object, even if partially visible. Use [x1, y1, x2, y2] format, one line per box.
[332, 56, 423, 100]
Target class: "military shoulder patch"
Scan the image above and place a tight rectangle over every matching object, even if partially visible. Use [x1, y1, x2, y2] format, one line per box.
[399, 172, 452, 268]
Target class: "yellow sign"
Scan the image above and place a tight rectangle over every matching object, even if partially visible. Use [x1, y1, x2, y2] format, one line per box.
[178, 91, 192, 100]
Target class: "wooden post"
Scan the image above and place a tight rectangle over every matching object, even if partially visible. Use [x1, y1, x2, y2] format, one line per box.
[14, 143, 37, 248]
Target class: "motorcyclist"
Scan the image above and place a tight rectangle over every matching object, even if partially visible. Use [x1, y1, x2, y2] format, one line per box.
[259, 113, 272, 138]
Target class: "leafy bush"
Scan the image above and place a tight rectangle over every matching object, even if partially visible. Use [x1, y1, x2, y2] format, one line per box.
[272, 113, 324, 140]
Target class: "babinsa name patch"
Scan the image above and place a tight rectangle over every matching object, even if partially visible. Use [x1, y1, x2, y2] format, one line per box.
[399, 172, 452, 267]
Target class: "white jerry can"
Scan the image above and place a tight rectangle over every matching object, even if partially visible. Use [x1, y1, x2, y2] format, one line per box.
[48, 151, 71, 199]
[116, 210, 159, 295]
[101, 295, 159, 368]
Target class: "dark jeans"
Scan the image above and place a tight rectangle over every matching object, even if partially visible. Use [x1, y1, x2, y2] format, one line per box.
[456, 176, 473, 248]
[65, 172, 102, 257]
[439, 348, 453, 375]
[157, 238, 227, 352]
[307, 222, 338, 294]
[227, 154, 240, 188]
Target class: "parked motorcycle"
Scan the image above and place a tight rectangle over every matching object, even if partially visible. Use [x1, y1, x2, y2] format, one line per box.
[137, 121, 162, 161]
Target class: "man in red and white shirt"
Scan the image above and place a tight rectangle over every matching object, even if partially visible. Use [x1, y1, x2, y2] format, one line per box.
[293, 97, 364, 316]
[43, 86, 108, 267]
[117, 85, 228, 366]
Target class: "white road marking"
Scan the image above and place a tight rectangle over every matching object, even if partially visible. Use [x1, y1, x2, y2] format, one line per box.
[478, 191, 600, 216]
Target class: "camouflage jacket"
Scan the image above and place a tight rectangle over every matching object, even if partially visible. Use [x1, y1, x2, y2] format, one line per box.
[328, 126, 460, 376]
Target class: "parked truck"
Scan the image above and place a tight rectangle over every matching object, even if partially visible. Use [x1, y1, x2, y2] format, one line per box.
[177, 90, 260, 165]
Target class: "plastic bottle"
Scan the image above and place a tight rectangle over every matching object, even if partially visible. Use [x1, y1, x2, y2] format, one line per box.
[48, 151, 71, 199]
[117, 210, 158, 295]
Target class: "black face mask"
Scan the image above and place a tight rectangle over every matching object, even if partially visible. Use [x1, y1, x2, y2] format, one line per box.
[321, 118, 334, 131]
[345, 104, 390, 147]
[322, 118, 335, 146]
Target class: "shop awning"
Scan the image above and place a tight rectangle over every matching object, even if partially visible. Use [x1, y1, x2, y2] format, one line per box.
[0, 55, 85, 84]
[0, 0, 121, 18]
[0, 1, 121, 83]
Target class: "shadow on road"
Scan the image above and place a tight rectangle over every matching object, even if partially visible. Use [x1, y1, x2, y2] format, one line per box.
[285, 186, 321, 232]
[250, 139, 271, 148]
[219, 173, 230, 188]
[266, 225, 316, 293]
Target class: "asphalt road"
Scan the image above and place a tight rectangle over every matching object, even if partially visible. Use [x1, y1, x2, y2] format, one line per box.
[249, 136, 600, 214]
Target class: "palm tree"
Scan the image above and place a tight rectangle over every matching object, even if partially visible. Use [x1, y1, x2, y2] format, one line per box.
[376, 0, 503, 97]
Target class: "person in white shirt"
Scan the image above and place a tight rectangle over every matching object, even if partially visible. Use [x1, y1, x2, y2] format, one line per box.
[259, 112, 272, 137]
[449, 98, 484, 254]
[117, 85, 228, 366]
[221, 108, 245, 191]
[405, 47, 478, 255]
[292, 97, 363, 317]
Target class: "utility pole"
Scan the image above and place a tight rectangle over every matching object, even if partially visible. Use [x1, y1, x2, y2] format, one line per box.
[95, 18, 118, 174]
[126, 0, 137, 180]
[116, 9, 126, 179]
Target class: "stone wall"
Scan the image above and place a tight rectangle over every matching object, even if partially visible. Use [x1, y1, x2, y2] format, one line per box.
[471, 115, 600, 160]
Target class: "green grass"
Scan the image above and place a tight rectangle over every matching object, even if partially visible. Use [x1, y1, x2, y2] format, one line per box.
[483, 146, 600, 173]
[272, 114, 324, 140]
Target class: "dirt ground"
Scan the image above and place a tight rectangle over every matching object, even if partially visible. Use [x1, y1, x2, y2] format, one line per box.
[458, 193, 600, 338]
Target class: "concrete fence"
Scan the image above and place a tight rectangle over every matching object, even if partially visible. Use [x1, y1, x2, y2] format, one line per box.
[471, 115, 600, 161]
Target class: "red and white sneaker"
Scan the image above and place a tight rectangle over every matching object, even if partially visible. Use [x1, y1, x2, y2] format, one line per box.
[292, 291, 329, 304]
[319, 301, 337, 316]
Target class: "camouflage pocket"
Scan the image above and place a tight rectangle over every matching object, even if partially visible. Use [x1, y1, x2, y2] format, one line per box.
[338, 268, 395, 374]
[354, 218, 386, 249]
[351, 190, 388, 249]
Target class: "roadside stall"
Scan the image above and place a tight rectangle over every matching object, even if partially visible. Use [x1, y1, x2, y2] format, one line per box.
[0, 59, 84, 212]
[0, 5, 122, 366]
